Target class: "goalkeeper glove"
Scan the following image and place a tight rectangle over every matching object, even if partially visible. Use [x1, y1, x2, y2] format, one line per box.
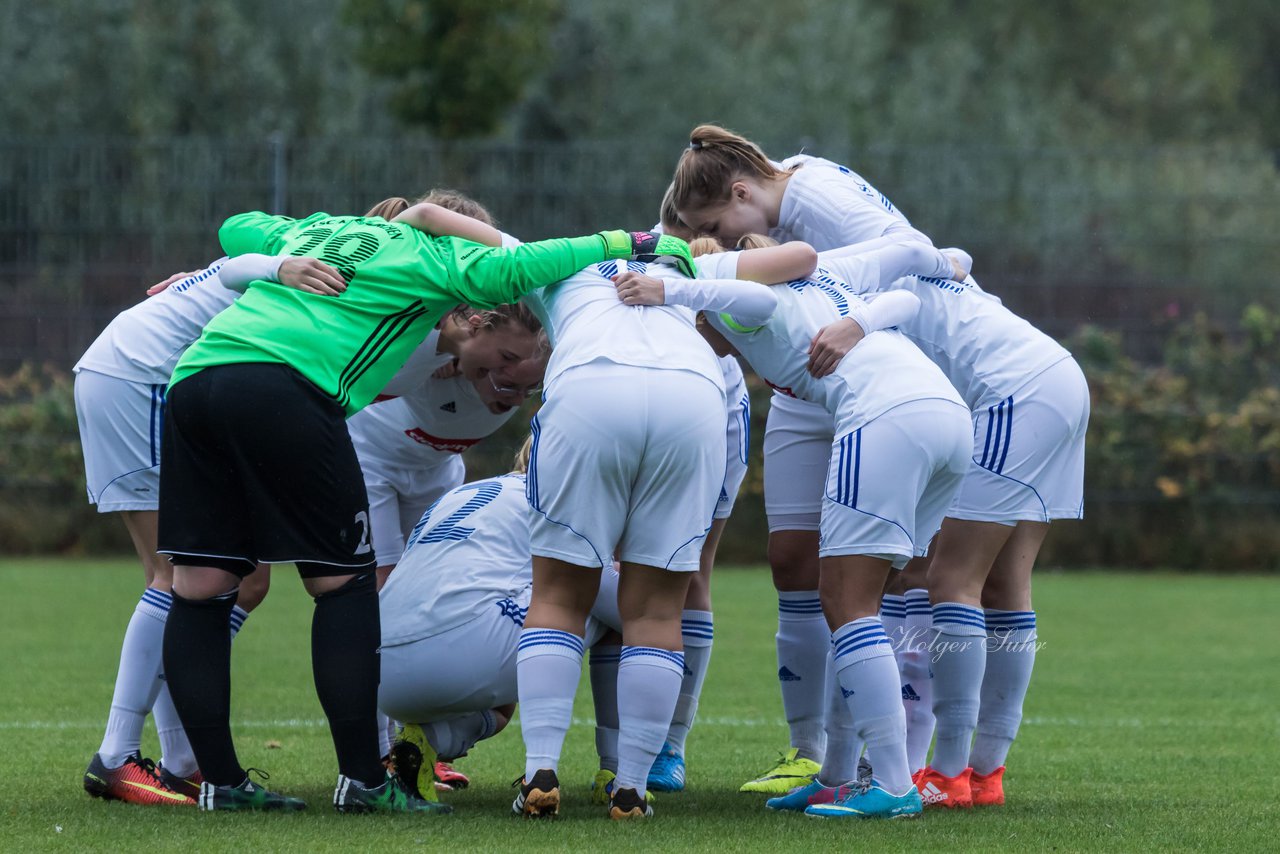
[597, 230, 697, 278]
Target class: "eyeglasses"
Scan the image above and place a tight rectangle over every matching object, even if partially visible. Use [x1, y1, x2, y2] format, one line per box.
[489, 373, 542, 399]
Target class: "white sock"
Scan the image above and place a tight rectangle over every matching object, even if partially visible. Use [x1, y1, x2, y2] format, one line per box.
[376, 711, 396, 759]
[971, 609, 1038, 775]
[615, 647, 685, 797]
[667, 610, 713, 753]
[776, 590, 828, 762]
[929, 602, 987, 777]
[902, 588, 935, 772]
[517, 628, 584, 779]
[589, 645, 621, 772]
[832, 618, 912, 795]
[817, 651, 860, 787]
[98, 589, 170, 767]
[425, 710, 498, 761]
[880, 595, 907, 655]
[154, 600, 251, 776]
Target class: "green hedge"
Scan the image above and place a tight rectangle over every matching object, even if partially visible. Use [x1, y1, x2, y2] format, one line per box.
[5, 308, 1278, 569]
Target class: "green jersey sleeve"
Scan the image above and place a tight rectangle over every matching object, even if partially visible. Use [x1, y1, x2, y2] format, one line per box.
[440, 234, 610, 307]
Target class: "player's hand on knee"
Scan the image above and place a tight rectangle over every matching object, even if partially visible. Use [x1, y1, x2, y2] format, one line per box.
[613, 271, 666, 306]
[278, 257, 348, 296]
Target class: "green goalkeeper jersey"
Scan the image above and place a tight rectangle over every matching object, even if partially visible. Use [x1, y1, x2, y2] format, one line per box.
[170, 211, 612, 415]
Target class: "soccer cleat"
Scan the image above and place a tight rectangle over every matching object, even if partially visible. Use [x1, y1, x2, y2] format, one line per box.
[434, 761, 470, 791]
[804, 780, 923, 820]
[333, 772, 452, 814]
[916, 766, 973, 809]
[647, 742, 686, 792]
[609, 786, 654, 820]
[970, 766, 1005, 806]
[83, 753, 195, 806]
[765, 779, 845, 812]
[513, 769, 560, 818]
[739, 748, 821, 794]
[198, 772, 307, 811]
[157, 764, 203, 801]
[388, 723, 440, 802]
[590, 769, 655, 806]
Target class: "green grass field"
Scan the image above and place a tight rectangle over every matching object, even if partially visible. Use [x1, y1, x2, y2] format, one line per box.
[2, 559, 1277, 852]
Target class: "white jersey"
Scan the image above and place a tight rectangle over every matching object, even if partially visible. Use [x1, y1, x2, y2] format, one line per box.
[74, 257, 238, 383]
[819, 254, 1072, 410]
[522, 259, 723, 394]
[348, 372, 518, 471]
[771, 155, 930, 249]
[379, 473, 532, 647]
[697, 252, 960, 429]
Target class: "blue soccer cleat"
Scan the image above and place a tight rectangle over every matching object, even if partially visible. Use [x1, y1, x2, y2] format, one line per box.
[647, 743, 686, 792]
[765, 779, 846, 812]
[804, 780, 923, 820]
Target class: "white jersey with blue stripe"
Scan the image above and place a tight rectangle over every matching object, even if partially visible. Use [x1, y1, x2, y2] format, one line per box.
[74, 257, 239, 384]
[819, 253, 1072, 410]
[521, 259, 724, 395]
[771, 155, 931, 249]
[379, 473, 532, 647]
[696, 252, 961, 429]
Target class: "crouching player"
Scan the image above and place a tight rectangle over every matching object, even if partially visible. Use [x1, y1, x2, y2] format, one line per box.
[378, 443, 623, 803]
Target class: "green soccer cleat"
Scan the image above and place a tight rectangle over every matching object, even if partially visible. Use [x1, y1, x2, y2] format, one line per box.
[388, 723, 440, 802]
[198, 772, 306, 812]
[740, 748, 822, 794]
[333, 772, 453, 815]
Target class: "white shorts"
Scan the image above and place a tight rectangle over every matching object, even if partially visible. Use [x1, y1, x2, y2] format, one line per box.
[950, 357, 1090, 524]
[716, 366, 751, 521]
[378, 571, 622, 722]
[364, 455, 465, 566]
[527, 362, 726, 572]
[820, 399, 971, 567]
[74, 370, 166, 512]
[762, 393, 833, 532]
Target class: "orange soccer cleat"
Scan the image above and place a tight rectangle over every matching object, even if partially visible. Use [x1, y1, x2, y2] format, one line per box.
[969, 766, 1005, 806]
[83, 753, 195, 806]
[916, 766, 973, 810]
[434, 761, 470, 791]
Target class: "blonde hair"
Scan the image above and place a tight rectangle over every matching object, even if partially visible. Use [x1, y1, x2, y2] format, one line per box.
[511, 434, 534, 474]
[688, 236, 727, 258]
[364, 189, 496, 226]
[736, 233, 780, 250]
[658, 182, 694, 239]
[671, 124, 795, 214]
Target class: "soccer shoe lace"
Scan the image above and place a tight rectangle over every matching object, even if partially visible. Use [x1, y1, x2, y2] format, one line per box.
[512, 769, 560, 818]
[333, 772, 452, 814]
[198, 768, 307, 812]
[83, 752, 195, 806]
[646, 742, 686, 792]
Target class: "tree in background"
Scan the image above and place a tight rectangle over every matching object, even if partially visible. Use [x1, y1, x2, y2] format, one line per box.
[344, 0, 562, 138]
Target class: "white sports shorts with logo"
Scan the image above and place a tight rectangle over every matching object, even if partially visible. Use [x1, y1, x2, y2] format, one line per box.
[763, 393, 834, 532]
[527, 362, 726, 572]
[362, 455, 465, 566]
[74, 370, 167, 512]
[820, 398, 972, 567]
[716, 368, 751, 521]
[949, 357, 1090, 524]
[379, 570, 622, 722]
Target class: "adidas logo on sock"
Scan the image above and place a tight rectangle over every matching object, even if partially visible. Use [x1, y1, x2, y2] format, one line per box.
[440, 401, 457, 413]
[840, 686, 855, 698]
[778, 666, 802, 682]
[920, 782, 947, 805]
[901, 683, 922, 702]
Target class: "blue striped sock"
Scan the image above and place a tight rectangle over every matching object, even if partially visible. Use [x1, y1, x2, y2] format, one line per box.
[517, 629, 584, 778]
[930, 602, 986, 776]
[616, 646, 685, 795]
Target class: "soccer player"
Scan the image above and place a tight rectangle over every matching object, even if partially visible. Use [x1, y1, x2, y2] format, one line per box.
[155, 203, 691, 813]
[668, 123, 944, 792]
[73, 251, 345, 806]
[377, 442, 625, 804]
[613, 233, 971, 819]
[797, 240, 1090, 808]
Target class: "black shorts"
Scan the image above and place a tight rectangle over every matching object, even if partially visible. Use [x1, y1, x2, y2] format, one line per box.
[157, 363, 376, 579]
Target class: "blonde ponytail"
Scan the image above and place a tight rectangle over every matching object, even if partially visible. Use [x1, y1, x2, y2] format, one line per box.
[671, 124, 792, 213]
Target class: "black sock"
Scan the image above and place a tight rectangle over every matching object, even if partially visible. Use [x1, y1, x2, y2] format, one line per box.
[162, 589, 245, 787]
[311, 572, 384, 788]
